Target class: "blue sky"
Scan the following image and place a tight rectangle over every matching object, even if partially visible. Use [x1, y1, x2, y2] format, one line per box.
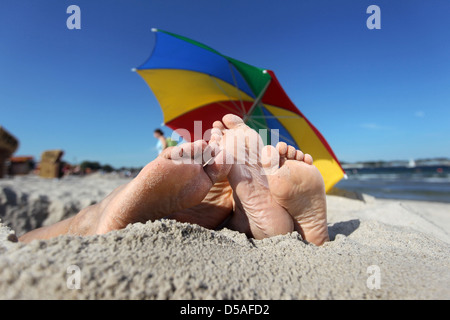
[1, 0, 449, 167]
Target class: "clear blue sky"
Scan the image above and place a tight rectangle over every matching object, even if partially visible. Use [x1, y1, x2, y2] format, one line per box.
[1, 0, 449, 167]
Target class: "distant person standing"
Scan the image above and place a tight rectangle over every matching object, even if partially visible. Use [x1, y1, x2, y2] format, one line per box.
[154, 128, 179, 155]
[154, 129, 167, 155]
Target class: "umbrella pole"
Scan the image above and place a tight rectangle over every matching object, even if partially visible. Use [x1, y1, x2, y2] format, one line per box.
[243, 75, 272, 122]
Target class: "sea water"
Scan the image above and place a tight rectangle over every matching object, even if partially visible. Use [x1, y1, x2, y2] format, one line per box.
[336, 166, 450, 203]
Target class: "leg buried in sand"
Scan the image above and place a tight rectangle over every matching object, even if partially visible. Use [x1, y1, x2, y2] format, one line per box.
[19, 139, 231, 242]
[19, 115, 328, 246]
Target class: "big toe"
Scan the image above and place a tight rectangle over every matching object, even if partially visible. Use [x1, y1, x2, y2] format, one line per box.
[222, 114, 246, 129]
[167, 140, 206, 164]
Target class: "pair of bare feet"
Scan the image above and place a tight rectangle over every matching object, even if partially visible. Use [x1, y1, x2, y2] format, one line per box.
[91, 114, 329, 246]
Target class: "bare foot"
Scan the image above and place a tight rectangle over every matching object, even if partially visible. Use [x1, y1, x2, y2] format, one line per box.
[165, 124, 234, 229]
[95, 140, 231, 234]
[165, 178, 233, 229]
[216, 114, 294, 239]
[261, 142, 329, 245]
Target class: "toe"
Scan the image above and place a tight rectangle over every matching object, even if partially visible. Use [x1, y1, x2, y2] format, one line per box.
[295, 150, 304, 161]
[166, 145, 184, 162]
[209, 127, 222, 146]
[161, 146, 177, 159]
[213, 120, 226, 132]
[286, 145, 296, 159]
[261, 145, 280, 175]
[276, 142, 288, 156]
[169, 140, 207, 164]
[211, 127, 223, 140]
[222, 114, 246, 129]
[204, 149, 232, 184]
[304, 153, 313, 165]
[211, 127, 223, 137]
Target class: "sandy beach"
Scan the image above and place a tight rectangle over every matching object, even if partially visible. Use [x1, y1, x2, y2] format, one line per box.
[0, 174, 449, 299]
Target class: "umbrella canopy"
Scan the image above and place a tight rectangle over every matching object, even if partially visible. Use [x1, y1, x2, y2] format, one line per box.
[135, 29, 345, 192]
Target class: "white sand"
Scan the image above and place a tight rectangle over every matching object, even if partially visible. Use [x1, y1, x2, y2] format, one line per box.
[0, 175, 449, 299]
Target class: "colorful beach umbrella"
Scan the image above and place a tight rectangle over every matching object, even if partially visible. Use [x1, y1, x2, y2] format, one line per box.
[135, 29, 345, 192]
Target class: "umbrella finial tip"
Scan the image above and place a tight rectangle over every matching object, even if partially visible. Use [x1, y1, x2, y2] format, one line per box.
[131, 68, 137, 72]
[151, 28, 158, 32]
[262, 70, 268, 74]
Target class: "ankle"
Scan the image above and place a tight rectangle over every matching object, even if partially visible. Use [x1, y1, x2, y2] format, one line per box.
[68, 203, 102, 236]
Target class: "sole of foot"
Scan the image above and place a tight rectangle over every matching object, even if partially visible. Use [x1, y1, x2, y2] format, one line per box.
[214, 114, 294, 239]
[261, 142, 329, 245]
